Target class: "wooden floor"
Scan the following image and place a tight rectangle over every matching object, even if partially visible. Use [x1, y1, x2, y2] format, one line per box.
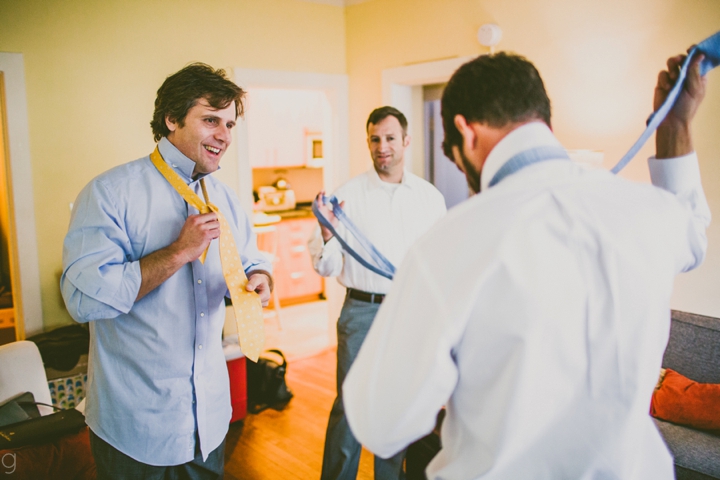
[224, 347, 374, 479]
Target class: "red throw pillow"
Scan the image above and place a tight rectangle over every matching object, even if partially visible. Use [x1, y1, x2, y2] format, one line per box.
[0, 426, 96, 479]
[650, 368, 720, 432]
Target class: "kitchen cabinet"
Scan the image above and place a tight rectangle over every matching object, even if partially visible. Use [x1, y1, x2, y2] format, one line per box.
[258, 217, 324, 305]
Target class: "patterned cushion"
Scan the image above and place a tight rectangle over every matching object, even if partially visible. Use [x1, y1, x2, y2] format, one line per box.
[48, 373, 87, 410]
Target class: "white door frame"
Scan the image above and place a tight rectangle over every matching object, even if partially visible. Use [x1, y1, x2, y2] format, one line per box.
[381, 56, 474, 177]
[0, 53, 43, 337]
[232, 68, 349, 214]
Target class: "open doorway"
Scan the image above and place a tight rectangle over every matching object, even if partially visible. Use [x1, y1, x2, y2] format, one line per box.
[423, 83, 469, 210]
[0, 53, 43, 340]
[381, 56, 474, 206]
[231, 68, 350, 355]
[0, 73, 18, 344]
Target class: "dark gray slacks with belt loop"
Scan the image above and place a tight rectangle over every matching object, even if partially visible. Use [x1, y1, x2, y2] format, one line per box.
[320, 295, 406, 480]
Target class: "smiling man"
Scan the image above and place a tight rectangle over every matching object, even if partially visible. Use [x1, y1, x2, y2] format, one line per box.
[308, 106, 446, 480]
[61, 63, 272, 479]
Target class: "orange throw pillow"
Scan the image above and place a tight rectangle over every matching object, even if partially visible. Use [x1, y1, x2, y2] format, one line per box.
[650, 368, 720, 432]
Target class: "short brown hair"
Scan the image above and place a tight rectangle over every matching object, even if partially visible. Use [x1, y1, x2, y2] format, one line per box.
[150, 63, 246, 142]
[366, 106, 409, 137]
[441, 52, 551, 158]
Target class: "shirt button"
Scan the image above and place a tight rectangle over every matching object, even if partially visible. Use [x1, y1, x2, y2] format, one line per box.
[198, 345, 203, 349]
[200, 312, 205, 317]
[197, 279, 202, 284]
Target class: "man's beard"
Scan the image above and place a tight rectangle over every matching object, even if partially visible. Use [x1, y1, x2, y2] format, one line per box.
[459, 148, 481, 194]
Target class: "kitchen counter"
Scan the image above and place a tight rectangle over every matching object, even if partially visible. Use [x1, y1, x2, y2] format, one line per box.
[276, 206, 315, 220]
[253, 206, 315, 226]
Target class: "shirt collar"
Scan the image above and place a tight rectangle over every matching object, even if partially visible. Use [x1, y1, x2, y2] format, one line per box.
[157, 137, 216, 183]
[481, 122, 562, 192]
[367, 167, 413, 190]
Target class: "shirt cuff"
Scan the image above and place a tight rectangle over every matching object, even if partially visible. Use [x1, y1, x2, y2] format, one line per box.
[647, 152, 701, 193]
[321, 236, 342, 256]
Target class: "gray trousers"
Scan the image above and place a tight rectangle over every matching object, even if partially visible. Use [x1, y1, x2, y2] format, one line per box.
[89, 429, 224, 480]
[320, 295, 406, 480]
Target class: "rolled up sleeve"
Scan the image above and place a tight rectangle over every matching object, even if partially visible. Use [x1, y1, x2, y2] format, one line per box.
[307, 224, 344, 277]
[61, 179, 142, 322]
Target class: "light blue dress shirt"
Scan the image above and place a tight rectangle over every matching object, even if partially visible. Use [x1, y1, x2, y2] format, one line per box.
[61, 137, 270, 465]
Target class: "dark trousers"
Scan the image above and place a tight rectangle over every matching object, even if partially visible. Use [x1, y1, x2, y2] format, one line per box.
[320, 296, 406, 480]
[89, 429, 225, 480]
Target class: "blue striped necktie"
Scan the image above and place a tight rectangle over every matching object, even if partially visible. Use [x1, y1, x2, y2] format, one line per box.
[611, 30, 720, 173]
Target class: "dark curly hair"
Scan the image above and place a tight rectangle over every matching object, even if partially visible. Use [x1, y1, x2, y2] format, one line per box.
[150, 63, 246, 142]
[441, 52, 551, 158]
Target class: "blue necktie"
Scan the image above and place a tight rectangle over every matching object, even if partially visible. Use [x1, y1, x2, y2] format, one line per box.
[489, 146, 570, 187]
[312, 195, 397, 280]
[611, 30, 720, 173]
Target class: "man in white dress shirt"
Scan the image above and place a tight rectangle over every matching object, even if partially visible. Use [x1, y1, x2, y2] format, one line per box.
[309, 106, 447, 480]
[343, 52, 710, 480]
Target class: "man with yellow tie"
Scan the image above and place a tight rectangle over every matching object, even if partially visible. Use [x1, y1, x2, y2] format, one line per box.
[61, 63, 272, 479]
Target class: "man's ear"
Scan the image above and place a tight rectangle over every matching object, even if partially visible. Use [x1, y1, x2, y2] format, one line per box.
[454, 114, 476, 152]
[165, 115, 178, 133]
[403, 134, 411, 148]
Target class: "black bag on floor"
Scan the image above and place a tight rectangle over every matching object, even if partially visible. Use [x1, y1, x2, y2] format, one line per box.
[27, 324, 89, 371]
[0, 392, 86, 448]
[246, 349, 293, 413]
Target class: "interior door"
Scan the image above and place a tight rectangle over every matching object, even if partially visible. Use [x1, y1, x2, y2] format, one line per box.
[424, 96, 469, 210]
[0, 72, 17, 345]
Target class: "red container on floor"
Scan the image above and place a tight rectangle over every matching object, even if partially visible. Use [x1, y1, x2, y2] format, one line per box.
[226, 356, 247, 423]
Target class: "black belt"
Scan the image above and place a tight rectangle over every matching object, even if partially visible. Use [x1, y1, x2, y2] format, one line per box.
[347, 288, 385, 304]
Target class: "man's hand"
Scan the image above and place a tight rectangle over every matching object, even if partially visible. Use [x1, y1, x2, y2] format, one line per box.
[315, 191, 345, 243]
[136, 212, 220, 301]
[656, 51, 708, 159]
[246, 272, 272, 307]
[172, 212, 221, 263]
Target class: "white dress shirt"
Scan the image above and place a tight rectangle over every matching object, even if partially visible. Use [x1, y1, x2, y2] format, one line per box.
[308, 168, 446, 293]
[343, 123, 710, 480]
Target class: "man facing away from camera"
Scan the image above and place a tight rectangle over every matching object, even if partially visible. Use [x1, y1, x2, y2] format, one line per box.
[343, 51, 710, 479]
[61, 63, 272, 479]
[309, 106, 447, 479]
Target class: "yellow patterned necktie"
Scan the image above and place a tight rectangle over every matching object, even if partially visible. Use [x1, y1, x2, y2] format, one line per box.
[150, 147, 264, 362]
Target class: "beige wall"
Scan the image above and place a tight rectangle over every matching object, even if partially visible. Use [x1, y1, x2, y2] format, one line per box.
[0, 0, 346, 329]
[346, 0, 720, 317]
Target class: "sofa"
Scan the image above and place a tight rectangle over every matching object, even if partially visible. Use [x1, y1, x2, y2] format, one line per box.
[655, 310, 720, 480]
